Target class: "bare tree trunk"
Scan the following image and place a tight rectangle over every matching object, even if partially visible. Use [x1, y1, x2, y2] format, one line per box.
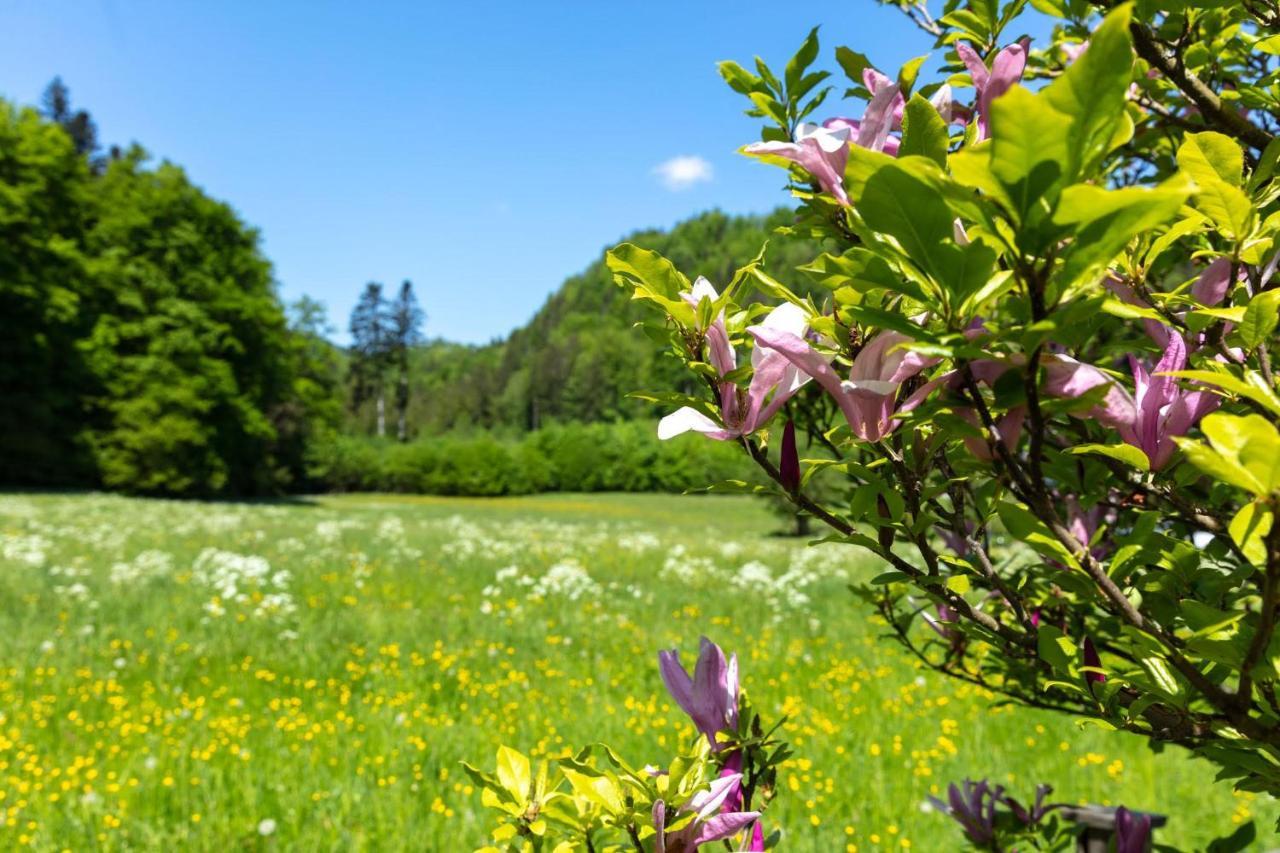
[376, 393, 386, 438]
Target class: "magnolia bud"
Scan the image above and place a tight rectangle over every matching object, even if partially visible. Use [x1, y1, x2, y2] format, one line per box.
[779, 420, 800, 492]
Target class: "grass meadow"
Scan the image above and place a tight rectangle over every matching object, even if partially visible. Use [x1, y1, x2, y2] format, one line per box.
[0, 491, 1271, 850]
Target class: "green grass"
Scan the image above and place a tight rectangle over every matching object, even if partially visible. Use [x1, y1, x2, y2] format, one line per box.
[0, 491, 1269, 850]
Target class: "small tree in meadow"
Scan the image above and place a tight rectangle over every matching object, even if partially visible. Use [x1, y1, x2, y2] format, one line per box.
[611, 0, 1280, 819]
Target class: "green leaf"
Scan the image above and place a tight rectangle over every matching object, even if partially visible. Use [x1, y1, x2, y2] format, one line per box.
[835, 47, 873, 88]
[560, 766, 625, 814]
[897, 54, 929, 95]
[1052, 178, 1192, 290]
[784, 27, 821, 93]
[1178, 131, 1245, 186]
[718, 60, 763, 95]
[1140, 655, 1182, 698]
[1180, 600, 1245, 637]
[945, 574, 971, 594]
[900, 93, 950, 167]
[496, 745, 532, 801]
[1163, 368, 1280, 416]
[1229, 500, 1273, 566]
[1182, 412, 1280, 495]
[1041, 3, 1136, 180]
[989, 86, 1072, 217]
[1068, 442, 1151, 471]
[857, 160, 954, 273]
[998, 500, 1078, 566]
[1240, 291, 1280, 350]
[606, 243, 693, 321]
[1177, 132, 1252, 239]
[855, 156, 991, 301]
[748, 92, 788, 127]
[1037, 624, 1075, 672]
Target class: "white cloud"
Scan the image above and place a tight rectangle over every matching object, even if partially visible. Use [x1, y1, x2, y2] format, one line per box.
[652, 155, 713, 191]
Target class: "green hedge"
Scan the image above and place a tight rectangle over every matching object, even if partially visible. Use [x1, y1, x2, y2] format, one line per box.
[305, 422, 757, 495]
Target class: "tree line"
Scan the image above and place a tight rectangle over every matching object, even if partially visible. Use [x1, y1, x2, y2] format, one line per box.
[1, 79, 815, 496]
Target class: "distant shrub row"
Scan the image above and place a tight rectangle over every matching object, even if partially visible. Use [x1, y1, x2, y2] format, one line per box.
[305, 422, 757, 495]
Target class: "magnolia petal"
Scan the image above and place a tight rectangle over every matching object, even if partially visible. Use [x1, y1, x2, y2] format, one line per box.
[1043, 357, 1137, 428]
[688, 276, 719, 304]
[857, 80, 902, 152]
[841, 378, 900, 395]
[652, 800, 668, 853]
[1191, 258, 1233, 306]
[657, 649, 697, 719]
[657, 407, 733, 441]
[690, 637, 735, 746]
[686, 772, 744, 820]
[955, 42, 989, 92]
[692, 811, 763, 845]
[930, 83, 955, 125]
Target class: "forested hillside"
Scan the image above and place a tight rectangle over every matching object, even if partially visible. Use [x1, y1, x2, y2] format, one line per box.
[351, 208, 820, 436]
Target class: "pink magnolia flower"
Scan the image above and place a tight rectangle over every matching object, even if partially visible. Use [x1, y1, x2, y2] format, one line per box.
[744, 68, 914, 203]
[956, 39, 1029, 140]
[652, 773, 761, 853]
[748, 325, 942, 441]
[658, 636, 739, 750]
[956, 405, 1026, 462]
[1105, 259, 1236, 350]
[824, 71, 960, 155]
[822, 69, 904, 155]
[744, 122, 855, 205]
[1117, 331, 1220, 469]
[1041, 356, 1137, 429]
[1065, 496, 1110, 560]
[658, 279, 812, 441]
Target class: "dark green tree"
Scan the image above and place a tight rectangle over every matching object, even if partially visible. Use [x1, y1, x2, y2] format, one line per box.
[389, 280, 424, 441]
[81, 145, 297, 494]
[348, 282, 392, 437]
[0, 101, 95, 485]
[39, 77, 98, 161]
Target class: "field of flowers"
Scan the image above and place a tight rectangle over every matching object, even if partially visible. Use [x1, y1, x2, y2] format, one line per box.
[0, 491, 1271, 850]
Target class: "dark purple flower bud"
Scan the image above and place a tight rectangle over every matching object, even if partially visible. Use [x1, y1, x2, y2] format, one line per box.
[779, 420, 800, 492]
[930, 779, 1000, 846]
[1002, 783, 1057, 826]
[1115, 806, 1153, 853]
[1082, 637, 1106, 687]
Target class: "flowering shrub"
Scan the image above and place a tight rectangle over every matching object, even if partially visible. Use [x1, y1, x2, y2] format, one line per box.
[610, 0, 1280, 813]
[465, 637, 790, 851]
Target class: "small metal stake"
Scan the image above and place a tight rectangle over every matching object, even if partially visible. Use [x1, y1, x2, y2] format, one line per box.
[1059, 804, 1167, 853]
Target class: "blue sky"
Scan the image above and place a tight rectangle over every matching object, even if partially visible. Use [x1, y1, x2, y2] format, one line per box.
[1, 1, 941, 344]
